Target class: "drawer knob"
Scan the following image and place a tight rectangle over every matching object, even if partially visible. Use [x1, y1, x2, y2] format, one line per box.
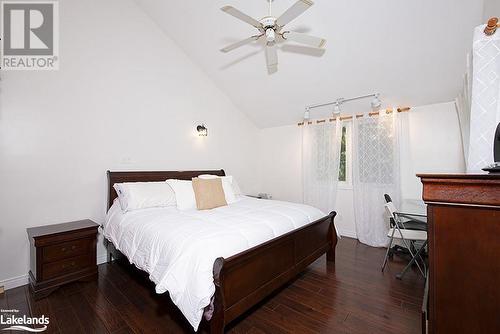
[61, 247, 67, 252]
[62, 262, 76, 269]
[71, 245, 76, 250]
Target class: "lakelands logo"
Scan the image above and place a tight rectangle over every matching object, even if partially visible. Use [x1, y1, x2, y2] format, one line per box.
[0, 1, 59, 70]
[0, 309, 49, 332]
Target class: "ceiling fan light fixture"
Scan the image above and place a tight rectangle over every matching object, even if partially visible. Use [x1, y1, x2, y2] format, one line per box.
[266, 28, 276, 42]
[220, 0, 325, 73]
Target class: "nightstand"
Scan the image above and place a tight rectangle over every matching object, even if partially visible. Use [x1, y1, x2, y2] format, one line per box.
[27, 219, 99, 300]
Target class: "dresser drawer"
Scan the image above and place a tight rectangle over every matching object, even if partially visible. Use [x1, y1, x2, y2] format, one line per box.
[42, 255, 92, 280]
[42, 239, 90, 263]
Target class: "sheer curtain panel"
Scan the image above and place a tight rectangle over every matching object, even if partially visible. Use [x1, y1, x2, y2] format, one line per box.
[352, 113, 403, 247]
[302, 121, 342, 215]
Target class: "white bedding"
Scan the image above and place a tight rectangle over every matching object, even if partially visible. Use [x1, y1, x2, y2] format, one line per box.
[103, 196, 329, 330]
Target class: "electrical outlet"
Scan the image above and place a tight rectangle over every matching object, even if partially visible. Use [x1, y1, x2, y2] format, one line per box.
[0, 286, 4, 295]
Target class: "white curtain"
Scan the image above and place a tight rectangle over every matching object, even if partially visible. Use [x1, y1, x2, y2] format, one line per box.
[302, 120, 342, 215]
[468, 25, 500, 171]
[455, 52, 472, 162]
[352, 113, 402, 247]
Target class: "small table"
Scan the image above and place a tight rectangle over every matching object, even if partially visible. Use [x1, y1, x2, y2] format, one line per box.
[397, 199, 427, 217]
[27, 220, 99, 299]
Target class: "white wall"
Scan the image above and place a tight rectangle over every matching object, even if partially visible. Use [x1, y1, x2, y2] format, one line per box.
[400, 102, 466, 199]
[259, 102, 466, 238]
[483, 0, 500, 20]
[0, 0, 260, 287]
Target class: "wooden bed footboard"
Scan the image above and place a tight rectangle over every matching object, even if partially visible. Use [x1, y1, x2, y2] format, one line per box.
[209, 211, 337, 333]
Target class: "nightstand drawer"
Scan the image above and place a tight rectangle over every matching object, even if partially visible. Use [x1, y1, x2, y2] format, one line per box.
[42, 239, 90, 263]
[42, 255, 92, 280]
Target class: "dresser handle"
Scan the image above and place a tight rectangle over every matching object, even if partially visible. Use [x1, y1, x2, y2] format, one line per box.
[62, 262, 76, 269]
[71, 245, 76, 250]
[61, 247, 67, 252]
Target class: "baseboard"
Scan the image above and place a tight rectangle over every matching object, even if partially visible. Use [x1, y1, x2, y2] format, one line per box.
[0, 275, 29, 291]
[1, 255, 109, 292]
[338, 229, 357, 239]
[97, 253, 108, 265]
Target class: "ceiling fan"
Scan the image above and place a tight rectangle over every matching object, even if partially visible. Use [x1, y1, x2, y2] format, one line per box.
[220, 0, 326, 73]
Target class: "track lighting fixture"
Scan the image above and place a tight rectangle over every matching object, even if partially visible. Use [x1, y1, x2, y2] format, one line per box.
[332, 102, 341, 115]
[371, 94, 382, 111]
[305, 93, 382, 118]
[304, 108, 310, 120]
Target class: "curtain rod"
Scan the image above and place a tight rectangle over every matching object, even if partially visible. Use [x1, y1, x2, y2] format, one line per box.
[297, 107, 411, 126]
[485, 17, 499, 36]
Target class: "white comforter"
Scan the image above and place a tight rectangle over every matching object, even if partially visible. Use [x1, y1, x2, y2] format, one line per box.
[103, 196, 327, 330]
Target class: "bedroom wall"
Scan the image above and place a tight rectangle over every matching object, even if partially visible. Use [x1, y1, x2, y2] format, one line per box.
[258, 101, 466, 238]
[483, 0, 500, 20]
[0, 0, 260, 288]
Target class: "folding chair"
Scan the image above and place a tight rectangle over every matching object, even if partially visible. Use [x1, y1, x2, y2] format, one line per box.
[382, 203, 427, 279]
[384, 194, 427, 231]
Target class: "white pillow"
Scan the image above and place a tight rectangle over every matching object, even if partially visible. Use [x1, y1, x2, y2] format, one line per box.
[231, 178, 242, 196]
[113, 181, 176, 212]
[166, 179, 196, 210]
[198, 175, 237, 203]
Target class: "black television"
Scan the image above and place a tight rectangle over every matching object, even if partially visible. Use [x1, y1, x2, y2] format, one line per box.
[496, 122, 500, 162]
[483, 122, 500, 173]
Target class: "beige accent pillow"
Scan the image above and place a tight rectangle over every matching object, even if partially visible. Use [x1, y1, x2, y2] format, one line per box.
[192, 177, 228, 210]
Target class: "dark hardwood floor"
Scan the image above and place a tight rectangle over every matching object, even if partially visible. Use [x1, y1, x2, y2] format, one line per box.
[0, 238, 424, 333]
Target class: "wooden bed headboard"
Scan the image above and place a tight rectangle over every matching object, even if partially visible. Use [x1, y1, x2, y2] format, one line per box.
[107, 169, 225, 210]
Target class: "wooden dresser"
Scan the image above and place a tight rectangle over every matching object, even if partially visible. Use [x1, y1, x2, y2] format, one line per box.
[27, 219, 99, 299]
[419, 174, 500, 334]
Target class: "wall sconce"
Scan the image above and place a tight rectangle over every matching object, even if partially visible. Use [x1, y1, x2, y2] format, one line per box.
[197, 124, 208, 137]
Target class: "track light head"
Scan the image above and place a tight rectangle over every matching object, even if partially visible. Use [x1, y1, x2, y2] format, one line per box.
[371, 94, 382, 111]
[332, 102, 341, 115]
[304, 108, 310, 120]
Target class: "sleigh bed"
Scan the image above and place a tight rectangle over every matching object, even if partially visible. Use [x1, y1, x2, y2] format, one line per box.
[104, 170, 338, 333]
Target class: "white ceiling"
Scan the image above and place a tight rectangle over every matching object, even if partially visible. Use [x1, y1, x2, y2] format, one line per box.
[134, 0, 483, 128]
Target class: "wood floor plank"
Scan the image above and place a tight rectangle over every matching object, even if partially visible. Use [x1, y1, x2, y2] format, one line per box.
[0, 290, 7, 308]
[26, 291, 61, 334]
[46, 288, 87, 334]
[104, 263, 188, 333]
[79, 280, 130, 333]
[96, 267, 159, 333]
[65, 290, 109, 334]
[6, 237, 424, 333]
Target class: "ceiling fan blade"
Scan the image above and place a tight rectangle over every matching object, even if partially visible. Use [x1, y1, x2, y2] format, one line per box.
[283, 31, 326, 48]
[266, 43, 278, 73]
[276, 0, 314, 28]
[220, 35, 262, 53]
[221, 6, 262, 29]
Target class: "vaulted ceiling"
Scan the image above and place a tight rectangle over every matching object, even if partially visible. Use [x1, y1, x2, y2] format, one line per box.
[134, 0, 483, 128]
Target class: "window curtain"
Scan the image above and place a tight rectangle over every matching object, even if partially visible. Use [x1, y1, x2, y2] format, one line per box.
[352, 113, 403, 247]
[455, 52, 472, 162]
[468, 25, 500, 171]
[302, 120, 342, 215]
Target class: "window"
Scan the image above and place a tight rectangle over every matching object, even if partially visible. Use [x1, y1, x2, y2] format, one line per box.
[338, 122, 352, 188]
